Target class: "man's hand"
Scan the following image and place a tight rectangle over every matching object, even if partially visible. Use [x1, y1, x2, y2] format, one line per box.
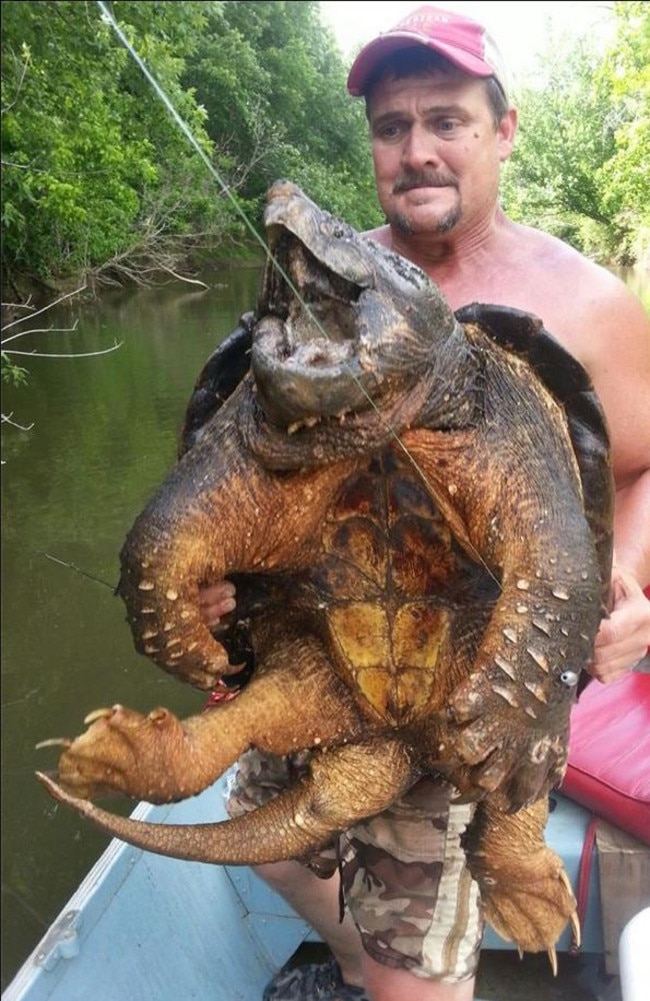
[590, 565, 650, 683]
[199, 581, 236, 629]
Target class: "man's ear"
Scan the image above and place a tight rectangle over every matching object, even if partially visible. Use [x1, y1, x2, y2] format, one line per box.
[498, 107, 518, 162]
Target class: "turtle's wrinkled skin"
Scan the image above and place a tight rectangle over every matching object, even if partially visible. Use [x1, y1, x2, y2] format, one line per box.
[38, 181, 614, 957]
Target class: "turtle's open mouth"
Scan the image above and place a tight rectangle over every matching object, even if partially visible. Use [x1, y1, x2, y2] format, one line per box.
[264, 228, 361, 343]
[251, 228, 380, 428]
[248, 180, 458, 431]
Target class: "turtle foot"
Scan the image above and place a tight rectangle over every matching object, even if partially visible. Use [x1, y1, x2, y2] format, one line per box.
[471, 844, 579, 954]
[39, 704, 194, 803]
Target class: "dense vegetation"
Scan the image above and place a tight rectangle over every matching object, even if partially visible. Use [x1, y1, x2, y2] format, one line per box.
[1, 0, 378, 304]
[1, 0, 648, 303]
[502, 1, 649, 267]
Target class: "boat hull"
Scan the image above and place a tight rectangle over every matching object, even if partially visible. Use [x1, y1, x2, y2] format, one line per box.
[2, 783, 604, 1001]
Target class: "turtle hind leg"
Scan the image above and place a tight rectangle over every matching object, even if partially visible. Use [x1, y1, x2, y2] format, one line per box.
[43, 632, 369, 804]
[463, 796, 579, 957]
[38, 737, 418, 867]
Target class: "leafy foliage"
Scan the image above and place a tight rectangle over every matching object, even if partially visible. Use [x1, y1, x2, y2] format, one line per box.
[180, 0, 380, 229]
[1, 0, 648, 298]
[595, 1, 650, 262]
[502, 1, 650, 264]
[1, 351, 28, 386]
[0, 0, 379, 299]
[1, 1, 237, 290]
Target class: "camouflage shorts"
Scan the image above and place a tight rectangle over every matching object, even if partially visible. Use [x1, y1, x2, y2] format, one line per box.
[225, 750, 483, 982]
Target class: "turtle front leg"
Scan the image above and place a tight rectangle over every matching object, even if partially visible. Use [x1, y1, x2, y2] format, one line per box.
[39, 635, 368, 804]
[439, 574, 600, 811]
[402, 424, 606, 813]
[463, 796, 579, 960]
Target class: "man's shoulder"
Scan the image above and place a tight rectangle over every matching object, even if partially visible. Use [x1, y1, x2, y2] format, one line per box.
[506, 219, 599, 270]
[503, 220, 633, 299]
[483, 218, 648, 351]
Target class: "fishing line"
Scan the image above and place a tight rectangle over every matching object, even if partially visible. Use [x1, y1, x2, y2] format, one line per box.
[93, 0, 417, 431]
[95, 1, 501, 588]
[40, 552, 117, 591]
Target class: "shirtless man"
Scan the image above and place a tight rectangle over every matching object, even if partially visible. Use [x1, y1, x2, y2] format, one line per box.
[201, 7, 650, 1000]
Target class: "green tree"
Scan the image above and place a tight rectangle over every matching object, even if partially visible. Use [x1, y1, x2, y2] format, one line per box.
[503, 39, 616, 249]
[182, 0, 381, 230]
[1, 0, 382, 301]
[502, 2, 650, 264]
[1, 1, 235, 294]
[595, 1, 650, 263]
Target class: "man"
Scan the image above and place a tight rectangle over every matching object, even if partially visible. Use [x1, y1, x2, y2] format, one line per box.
[201, 6, 650, 1000]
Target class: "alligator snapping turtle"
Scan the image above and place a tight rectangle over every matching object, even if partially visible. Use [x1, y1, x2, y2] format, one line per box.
[38, 180, 614, 956]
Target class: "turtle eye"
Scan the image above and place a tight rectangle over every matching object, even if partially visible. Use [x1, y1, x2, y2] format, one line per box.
[559, 670, 579, 688]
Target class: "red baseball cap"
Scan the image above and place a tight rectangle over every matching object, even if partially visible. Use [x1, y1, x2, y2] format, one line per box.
[347, 5, 509, 98]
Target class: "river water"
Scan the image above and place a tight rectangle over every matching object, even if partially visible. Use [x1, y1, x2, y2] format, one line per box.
[1, 264, 648, 988]
[1, 265, 262, 988]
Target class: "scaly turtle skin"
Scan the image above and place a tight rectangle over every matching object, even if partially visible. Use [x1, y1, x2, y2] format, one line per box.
[38, 181, 613, 956]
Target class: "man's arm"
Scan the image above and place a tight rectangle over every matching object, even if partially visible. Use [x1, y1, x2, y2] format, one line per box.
[578, 280, 650, 682]
[592, 471, 650, 681]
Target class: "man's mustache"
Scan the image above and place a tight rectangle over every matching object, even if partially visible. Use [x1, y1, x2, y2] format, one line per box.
[393, 170, 457, 194]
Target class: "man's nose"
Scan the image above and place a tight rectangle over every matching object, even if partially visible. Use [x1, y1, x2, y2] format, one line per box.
[401, 125, 441, 168]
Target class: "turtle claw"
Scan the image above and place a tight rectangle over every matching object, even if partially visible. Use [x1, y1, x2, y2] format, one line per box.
[561, 873, 582, 949]
[464, 800, 578, 955]
[83, 707, 116, 725]
[475, 857, 578, 955]
[570, 910, 581, 950]
[35, 737, 73, 750]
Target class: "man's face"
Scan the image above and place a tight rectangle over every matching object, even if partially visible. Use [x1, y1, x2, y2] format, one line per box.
[367, 70, 515, 238]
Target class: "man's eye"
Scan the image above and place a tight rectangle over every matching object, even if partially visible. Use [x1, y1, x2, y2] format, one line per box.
[376, 123, 403, 141]
[437, 119, 457, 133]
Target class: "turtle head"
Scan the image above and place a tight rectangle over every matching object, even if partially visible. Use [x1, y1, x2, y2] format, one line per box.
[251, 181, 460, 428]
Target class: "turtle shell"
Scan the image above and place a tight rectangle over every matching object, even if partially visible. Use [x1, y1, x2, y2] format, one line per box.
[181, 312, 254, 456]
[456, 302, 614, 612]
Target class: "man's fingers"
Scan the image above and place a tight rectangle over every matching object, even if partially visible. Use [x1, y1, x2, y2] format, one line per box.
[590, 564, 650, 680]
[199, 581, 237, 627]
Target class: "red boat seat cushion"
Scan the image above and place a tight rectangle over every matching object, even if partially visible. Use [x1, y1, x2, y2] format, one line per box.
[559, 672, 650, 845]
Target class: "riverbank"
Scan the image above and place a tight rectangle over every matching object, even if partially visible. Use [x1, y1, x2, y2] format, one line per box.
[1, 245, 264, 322]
